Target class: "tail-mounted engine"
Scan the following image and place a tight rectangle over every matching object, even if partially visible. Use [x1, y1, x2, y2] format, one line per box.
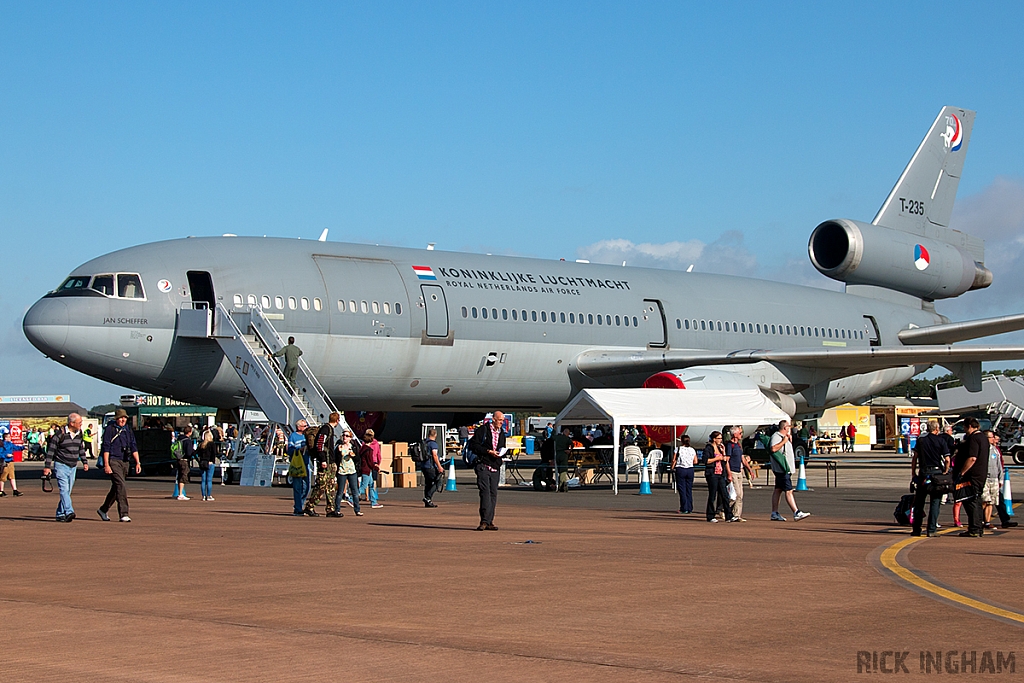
[808, 219, 991, 300]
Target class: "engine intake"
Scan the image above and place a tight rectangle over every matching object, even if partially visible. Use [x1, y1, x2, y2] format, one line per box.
[808, 219, 991, 300]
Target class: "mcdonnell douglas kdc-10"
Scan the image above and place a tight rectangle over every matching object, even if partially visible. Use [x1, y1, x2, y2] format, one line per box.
[23, 106, 1024, 438]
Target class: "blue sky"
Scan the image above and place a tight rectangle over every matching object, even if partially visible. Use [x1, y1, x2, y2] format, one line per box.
[3, 2, 1024, 408]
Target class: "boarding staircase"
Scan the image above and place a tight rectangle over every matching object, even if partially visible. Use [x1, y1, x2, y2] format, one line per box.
[936, 374, 1024, 425]
[177, 302, 345, 430]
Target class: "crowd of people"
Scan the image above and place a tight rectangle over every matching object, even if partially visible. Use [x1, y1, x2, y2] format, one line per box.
[910, 417, 1018, 537]
[4, 408, 1018, 539]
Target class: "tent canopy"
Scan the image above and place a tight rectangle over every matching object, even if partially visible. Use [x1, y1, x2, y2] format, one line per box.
[555, 388, 789, 428]
[554, 388, 790, 494]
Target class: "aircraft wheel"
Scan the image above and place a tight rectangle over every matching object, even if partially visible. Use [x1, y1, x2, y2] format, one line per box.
[1012, 448, 1024, 465]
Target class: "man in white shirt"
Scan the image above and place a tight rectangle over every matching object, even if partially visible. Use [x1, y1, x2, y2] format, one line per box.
[769, 420, 810, 522]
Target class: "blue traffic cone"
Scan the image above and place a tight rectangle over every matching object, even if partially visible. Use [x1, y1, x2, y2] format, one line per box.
[446, 455, 457, 491]
[1004, 468, 1014, 518]
[638, 456, 652, 495]
[896, 436, 903, 454]
[796, 453, 809, 491]
[810, 439, 818, 455]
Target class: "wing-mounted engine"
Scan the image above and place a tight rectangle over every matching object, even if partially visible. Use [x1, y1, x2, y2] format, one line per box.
[808, 218, 991, 300]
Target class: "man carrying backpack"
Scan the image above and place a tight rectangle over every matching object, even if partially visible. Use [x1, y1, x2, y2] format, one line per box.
[173, 425, 194, 501]
[421, 428, 443, 508]
[303, 412, 339, 517]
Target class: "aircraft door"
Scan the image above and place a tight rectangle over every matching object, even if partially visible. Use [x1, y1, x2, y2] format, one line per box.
[186, 271, 216, 308]
[421, 284, 449, 338]
[313, 256, 411, 338]
[643, 299, 668, 348]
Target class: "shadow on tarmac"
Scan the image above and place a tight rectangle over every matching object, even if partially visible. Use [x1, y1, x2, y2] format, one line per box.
[368, 522, 477, 532]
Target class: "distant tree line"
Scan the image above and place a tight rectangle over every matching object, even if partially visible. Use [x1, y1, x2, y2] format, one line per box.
[873, 368, 1024, 399]
[89, 403, 119, 417]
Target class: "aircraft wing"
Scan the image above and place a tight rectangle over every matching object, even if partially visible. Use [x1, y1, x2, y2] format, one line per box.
[897, 312, 1024, 344]
[574, 344, 1024, 388]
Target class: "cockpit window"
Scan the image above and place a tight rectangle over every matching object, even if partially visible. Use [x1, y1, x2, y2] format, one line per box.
[117, 274, 145, 299]
[91, 275, 115, 296]
[57, 276, 91, 291]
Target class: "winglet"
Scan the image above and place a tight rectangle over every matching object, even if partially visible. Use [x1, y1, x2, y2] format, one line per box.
[318, 228, 329, 242]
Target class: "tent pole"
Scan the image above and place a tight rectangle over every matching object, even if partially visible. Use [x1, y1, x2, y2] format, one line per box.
[613, 420, 619, 495]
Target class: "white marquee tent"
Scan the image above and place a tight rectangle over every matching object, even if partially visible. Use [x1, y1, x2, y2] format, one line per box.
[554, 388, 790, 494]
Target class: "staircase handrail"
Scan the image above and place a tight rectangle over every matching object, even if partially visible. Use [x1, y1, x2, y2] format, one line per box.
[215, 302, 295, 425]
[246, 305, 339, 416]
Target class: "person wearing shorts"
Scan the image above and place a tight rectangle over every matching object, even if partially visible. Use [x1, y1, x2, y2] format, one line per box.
[769, 420, 809, 522]
[0, 432, 25, 497]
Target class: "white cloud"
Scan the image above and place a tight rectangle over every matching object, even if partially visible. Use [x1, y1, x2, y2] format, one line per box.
[576, 230, 843, 290]
[577, 230, 757, 276]
[940, 176, 1024, 321]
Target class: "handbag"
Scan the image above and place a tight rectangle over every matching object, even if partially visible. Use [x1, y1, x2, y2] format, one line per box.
[287, 452, 307, 478]
[41, 473, 53, 493]
[953, 480, 975, 503]
[727, 481, 737, 502]
[926, 472, 955, 495]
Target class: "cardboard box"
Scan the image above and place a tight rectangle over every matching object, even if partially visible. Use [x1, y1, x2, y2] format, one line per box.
[392, 456, 416, 473]
[376, 472, 394, 489]
[379, 443, 394, 461]
[391, 441, 408, 457]
[395, 472, 419, 488]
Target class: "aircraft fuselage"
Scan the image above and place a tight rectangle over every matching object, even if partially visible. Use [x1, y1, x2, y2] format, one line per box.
[24, 236, 938, 416]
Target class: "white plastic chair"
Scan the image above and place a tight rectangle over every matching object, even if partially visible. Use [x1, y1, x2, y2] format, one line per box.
[647, 449, 664, 483]
[623, 445, 643, 482]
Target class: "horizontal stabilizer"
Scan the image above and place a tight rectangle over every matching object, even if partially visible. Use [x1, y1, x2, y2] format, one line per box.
[897, 312, 1024, 345]
[574, 345, 1024, 381]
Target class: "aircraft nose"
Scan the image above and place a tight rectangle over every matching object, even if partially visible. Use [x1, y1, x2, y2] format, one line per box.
[23, 298, 69, 357]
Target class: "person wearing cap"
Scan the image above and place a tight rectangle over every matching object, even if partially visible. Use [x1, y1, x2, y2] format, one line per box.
[42, 413, 89, 521]
[287, 420, 309, 515]
[98, 409, 140, 522]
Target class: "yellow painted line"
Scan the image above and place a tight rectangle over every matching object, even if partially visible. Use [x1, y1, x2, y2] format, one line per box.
[878, 502, 1024, 625]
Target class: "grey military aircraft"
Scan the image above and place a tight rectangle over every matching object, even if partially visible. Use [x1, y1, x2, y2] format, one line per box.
[23, 106, 1024, 437]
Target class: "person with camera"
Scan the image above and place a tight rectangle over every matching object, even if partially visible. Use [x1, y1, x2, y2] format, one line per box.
[98, 409, 140, 522]
[42, 413, 89, 521]
[910, 420, 950, 537]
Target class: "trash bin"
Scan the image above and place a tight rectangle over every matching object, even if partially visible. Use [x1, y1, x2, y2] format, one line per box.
[525, 436, 535, 455]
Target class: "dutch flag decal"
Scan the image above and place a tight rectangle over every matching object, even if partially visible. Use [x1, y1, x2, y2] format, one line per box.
[412, 265, 437, 280]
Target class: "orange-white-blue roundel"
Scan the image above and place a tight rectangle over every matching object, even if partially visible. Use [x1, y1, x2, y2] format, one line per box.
[914, 244, 930, 271]
[943, 114, 963, 152]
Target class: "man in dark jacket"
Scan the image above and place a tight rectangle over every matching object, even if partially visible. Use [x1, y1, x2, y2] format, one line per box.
[98, 409, 140, 522]
[468, 411, 506, 531]
[956, 417, 989, 537]
[43, 413, 89, 522]
[910, 420, 950, 537]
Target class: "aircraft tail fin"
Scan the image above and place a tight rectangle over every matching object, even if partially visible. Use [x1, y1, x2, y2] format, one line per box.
[872, 106, 981, 259]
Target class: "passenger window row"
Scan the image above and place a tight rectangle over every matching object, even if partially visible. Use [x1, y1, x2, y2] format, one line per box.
[336, 299, 403, 316]
[231, 294, 318, 312]
[675, 318, 865, 341]
[460, 306, 640, 327]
